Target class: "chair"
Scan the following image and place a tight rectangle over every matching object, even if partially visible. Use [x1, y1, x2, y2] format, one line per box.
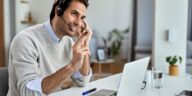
[0, 67, 8, 96]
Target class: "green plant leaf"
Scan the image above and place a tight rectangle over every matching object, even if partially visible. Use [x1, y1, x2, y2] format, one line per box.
[109, 27, 130, 56]
[166, 56, 171, 62]
[121, 27, 129, 34]
[179, 56, 182, 64]
[166, 55, 183, 65]
[111, 29, 123, 40]
[172, 56, 177, 64]
[112, 41, 119, 56]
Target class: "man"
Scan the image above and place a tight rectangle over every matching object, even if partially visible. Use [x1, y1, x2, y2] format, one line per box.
[7, 0, 92, 95]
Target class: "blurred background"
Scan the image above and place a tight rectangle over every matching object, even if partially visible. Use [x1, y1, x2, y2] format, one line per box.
[0, 0, 192, 78]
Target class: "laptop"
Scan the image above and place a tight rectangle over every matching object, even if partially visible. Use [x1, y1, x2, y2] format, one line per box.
[89, 57, 150, 96]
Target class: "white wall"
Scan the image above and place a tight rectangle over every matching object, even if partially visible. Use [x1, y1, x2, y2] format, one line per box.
[87, 0, 132, 38]
[15, 0, 52, 33]
[29, 0, 52, 24]
[153, 0, 188, 75]
[137, 0, 153, 46]
[15, 0, 29, 33]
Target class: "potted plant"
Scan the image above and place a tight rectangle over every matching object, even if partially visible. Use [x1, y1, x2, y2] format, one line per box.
[102, 27, 129, 57]
[166, 55, 182, 76]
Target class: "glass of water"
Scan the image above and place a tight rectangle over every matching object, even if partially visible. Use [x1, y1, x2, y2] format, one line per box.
[152, 67, 164, 89]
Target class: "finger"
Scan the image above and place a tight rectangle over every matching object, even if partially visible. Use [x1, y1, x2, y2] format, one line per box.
[84, 30, 92, 46]
[76, 28, 81, 38]
[76, 21, 86, 38]
[80, 21, 86, 31]
[76, 21, 92, 47]
[82, 21, 92, 36]
[78, 29, 88, 40]
[79, 46, 89, 51]
[81, 21, 87, 31]
[73, 33, 89, 48]
[79, 50, 90, 56]
[82, 21, 92, 38]
[83, 20, 87, 28]
[77, 21, 86, 38]
[78, 46, 91, 55]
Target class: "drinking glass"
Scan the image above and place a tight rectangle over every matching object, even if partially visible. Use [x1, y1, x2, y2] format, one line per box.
[152, 67, 164, 89]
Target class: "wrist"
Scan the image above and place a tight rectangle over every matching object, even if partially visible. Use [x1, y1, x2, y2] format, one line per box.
[54, 64, 75, 81]
[66, 64, 76, 74]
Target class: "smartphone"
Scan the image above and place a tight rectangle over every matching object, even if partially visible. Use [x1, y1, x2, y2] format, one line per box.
[178, 90, 192, 96]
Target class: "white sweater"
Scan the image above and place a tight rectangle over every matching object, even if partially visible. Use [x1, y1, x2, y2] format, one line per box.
[7, 23, 92, 96]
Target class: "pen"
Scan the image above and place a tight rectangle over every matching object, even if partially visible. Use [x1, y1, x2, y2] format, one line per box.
[82, 88, 97, 95]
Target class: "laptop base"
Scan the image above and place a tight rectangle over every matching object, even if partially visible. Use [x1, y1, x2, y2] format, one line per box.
[89, 89, 117, 96]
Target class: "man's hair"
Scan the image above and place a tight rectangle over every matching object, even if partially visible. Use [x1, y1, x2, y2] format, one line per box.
[50, 0, 89, 20]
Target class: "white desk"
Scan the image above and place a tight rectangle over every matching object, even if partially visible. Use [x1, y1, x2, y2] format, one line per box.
[49, 74, 192, 96]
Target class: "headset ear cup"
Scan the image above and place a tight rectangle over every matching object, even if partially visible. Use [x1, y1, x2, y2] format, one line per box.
[57, 7, 63, 16]
[57, 0, 65, 16]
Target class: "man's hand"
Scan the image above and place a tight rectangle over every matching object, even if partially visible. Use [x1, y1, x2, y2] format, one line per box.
[70, 21, 92, 71]
[77, 21, 92, 47]
[82, 21, 92, 47]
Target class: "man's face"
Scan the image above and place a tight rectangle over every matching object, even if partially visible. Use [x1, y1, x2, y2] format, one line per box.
[57, 1, 87, 36]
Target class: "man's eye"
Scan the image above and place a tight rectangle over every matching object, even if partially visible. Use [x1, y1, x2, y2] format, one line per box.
[81, 17, 85, 20]
[81, 15, 86, 20]
[72, 12, 78, 17]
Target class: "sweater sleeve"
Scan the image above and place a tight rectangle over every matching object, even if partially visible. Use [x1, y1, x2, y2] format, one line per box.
[11, 34, 43, 96]
[71, 68, 92, 87]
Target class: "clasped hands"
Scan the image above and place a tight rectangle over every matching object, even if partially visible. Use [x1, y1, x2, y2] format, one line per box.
[70, 21, 92, 71]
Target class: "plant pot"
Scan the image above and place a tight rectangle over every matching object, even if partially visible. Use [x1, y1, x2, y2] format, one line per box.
[169, 65, 179, 76]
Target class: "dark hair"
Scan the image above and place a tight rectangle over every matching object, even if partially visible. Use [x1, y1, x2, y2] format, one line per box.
[50, 0, 89, 20]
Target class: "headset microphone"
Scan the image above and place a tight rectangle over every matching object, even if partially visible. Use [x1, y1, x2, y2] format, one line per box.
[60, 16, 73, 31]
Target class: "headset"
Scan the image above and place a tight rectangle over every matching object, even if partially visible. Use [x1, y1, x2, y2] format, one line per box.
[56, 0, 73, 31]
[57, 0, 66, 16]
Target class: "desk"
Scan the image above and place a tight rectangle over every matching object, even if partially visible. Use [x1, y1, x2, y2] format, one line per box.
[92, 59, 114, 77]
[49, 74, 192, 96]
